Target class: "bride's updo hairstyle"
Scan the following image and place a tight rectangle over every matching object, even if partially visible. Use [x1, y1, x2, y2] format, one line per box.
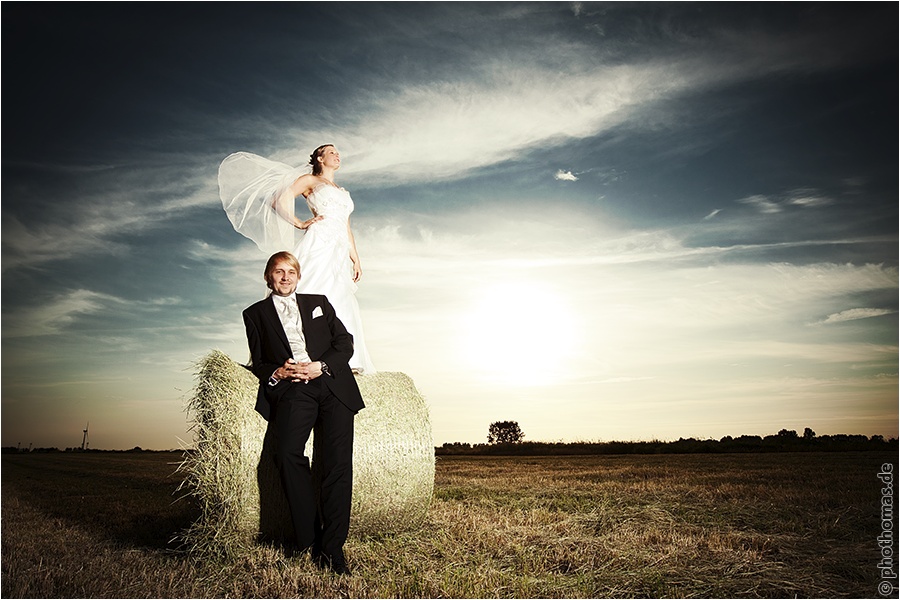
[309, 144, 334, 176]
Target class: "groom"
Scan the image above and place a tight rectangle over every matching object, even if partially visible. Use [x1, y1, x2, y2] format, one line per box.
[243, 251, 364, 575]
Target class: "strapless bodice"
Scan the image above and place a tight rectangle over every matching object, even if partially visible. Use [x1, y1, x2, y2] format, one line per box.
[304, 184, 354, 244]
[307, 184, 353, 217]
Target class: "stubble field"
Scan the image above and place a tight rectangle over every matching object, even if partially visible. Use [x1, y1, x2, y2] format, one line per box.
[1, 450, 894, 598]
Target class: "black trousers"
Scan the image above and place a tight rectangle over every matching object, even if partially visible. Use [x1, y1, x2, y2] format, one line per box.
[271, 377, 355, 556]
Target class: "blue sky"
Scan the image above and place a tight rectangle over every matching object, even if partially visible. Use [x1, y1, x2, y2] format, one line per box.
[2, 3, 896, 450]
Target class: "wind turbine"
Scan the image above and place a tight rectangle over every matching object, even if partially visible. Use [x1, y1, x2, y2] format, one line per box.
[81, 422, 89, 450]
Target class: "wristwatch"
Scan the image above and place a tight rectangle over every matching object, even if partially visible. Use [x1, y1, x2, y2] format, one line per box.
[320, 361, 332, 377]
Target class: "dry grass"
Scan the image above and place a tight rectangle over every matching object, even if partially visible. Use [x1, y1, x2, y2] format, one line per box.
[2, 451, 893, 598]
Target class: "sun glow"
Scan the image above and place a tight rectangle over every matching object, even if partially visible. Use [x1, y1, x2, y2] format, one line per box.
[460, 281, 580, 385]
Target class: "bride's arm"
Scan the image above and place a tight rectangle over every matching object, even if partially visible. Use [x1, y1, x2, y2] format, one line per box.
[347, 220, 362, 283]
[272, 175, 323, 230]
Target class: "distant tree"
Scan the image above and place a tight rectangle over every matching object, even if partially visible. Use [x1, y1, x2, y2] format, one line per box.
[736, 435, 762, 443]
[436, 442, 473, 455]
[803, 427, 816, 440]
[777, 429, 799, 439]
[488, 421, 525, 444]
[442, 442, 471, 449]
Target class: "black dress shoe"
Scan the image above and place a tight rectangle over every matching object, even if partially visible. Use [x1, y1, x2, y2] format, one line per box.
[315, 551, 352, 576]
[329, 557, 352, 576]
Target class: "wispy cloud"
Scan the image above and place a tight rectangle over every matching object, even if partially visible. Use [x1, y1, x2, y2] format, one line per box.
[2, 290, 121, 338]
[737, 188, 835, 215]
[787, 188, 831, 208]
[253, 7, 888, 187]
[816, 308, 896, 325]
[305, 62, 680, 183]
[1, 289, 193, 339]
[1, 215, 128, 271]
[555, 170, 579, 182]
[278, 59, 741, 184]
[738, 194, 782, 214]
[2, 163, 219, 271]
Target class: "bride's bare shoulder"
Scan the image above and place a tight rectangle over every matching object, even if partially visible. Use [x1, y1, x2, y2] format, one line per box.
[291, 173, 319, 196]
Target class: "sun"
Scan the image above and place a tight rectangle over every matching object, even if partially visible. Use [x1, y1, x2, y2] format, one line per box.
[459, 281, 579, 385]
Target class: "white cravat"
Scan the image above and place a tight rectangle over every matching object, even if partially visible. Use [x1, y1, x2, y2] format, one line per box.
[272, 294, 311, 362]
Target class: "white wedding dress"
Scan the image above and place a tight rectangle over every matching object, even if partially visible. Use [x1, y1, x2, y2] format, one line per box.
[295, 183, 375, 374]
[218, 152, 376, 374]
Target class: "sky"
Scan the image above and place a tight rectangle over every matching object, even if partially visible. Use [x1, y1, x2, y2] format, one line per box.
[2, 2, 897, 450]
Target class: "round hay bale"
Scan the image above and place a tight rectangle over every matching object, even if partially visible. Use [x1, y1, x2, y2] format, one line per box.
[178, 350, 434, 556]
[351, 371, 436, 535]
[178, 351, 265, 556]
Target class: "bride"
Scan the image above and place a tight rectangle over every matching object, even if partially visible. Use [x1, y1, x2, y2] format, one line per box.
[218, 144, 376, 374]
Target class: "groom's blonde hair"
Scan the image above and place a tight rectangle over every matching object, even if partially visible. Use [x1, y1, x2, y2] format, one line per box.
[264, 251, 301, 290]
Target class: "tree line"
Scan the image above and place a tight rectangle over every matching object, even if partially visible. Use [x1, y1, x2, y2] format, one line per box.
[437, 424, 897, 455]
[1, 446, 171, 454]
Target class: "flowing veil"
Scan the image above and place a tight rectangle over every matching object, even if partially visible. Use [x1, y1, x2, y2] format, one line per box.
[218, 152, 311, 255]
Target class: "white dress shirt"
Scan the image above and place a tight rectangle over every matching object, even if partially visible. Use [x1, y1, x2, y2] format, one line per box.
[271, 293, 311, 363]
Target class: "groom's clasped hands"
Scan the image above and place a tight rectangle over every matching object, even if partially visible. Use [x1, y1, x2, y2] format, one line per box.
[275, 358, 324, 384]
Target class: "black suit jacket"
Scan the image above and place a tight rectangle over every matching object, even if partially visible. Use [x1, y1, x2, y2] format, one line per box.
[243, 293, 365, 421]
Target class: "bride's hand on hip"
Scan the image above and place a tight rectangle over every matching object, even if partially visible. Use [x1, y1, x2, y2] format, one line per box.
[296, 215, 324, 230]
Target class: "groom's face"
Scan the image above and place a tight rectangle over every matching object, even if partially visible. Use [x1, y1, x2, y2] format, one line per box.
[268, 260, 299, 297]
